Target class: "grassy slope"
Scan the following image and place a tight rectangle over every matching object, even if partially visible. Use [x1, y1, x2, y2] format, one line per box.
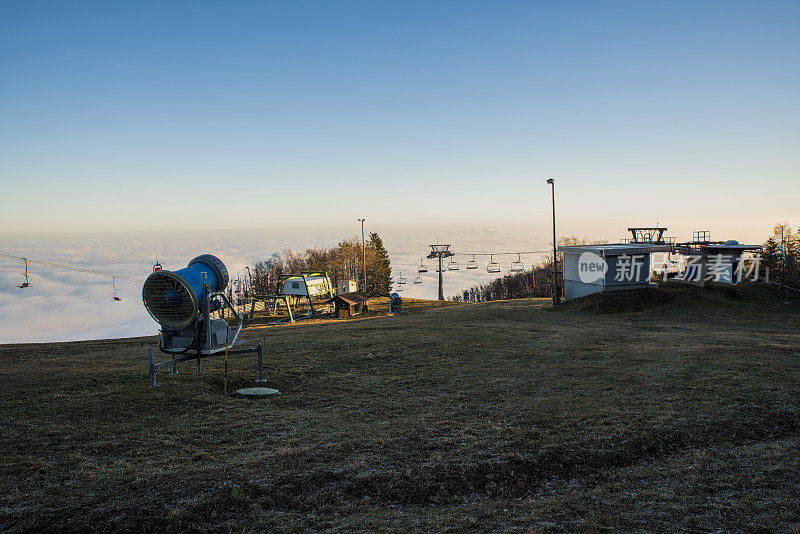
[1, 284, 799, 532]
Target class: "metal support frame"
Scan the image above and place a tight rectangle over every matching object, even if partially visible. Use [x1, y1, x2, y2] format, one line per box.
[250, 294, 295, 322]
[147, 281, 263, 387]
[148, 343, 263, 387]
[628, 227, 667, 244]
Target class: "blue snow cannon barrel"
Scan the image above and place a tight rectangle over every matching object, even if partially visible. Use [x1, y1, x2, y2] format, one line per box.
[389, 292, 403, 315]
[142, 254, 229, 330]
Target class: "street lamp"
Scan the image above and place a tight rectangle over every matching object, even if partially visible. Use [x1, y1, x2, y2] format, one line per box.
[357, 218, 366, 294]
[547, 179, 560, 306]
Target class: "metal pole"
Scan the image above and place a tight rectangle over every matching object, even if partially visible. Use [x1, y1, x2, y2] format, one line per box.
[256, 343, 267, 383]
[358, 218, 366, 294]
[147, 347, 156, 387]
[547, 179, 559, 306]
[781, 227, 786, 285]
[224, 342, 228, 395]
[438, 256, 444, 300]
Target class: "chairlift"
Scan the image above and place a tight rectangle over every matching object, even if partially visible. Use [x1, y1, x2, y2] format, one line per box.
[466, 254, 478, 270]
[398, 273, 407, 285]
[112, 276, 122, 301]
[487, 255, 501, 273]
[395, 286, 404, 292]
[510, 253, 524, 273]
[152, 254, 162, 272]
[418, 260, 428, 273]
[413, 275, 423, 284]
[18, 258, 32, 288]
[447, 257, 459, 270]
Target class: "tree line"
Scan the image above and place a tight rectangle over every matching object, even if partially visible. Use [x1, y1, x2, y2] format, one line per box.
[762, 222, 800, 287]
[224, 233, 393, 305]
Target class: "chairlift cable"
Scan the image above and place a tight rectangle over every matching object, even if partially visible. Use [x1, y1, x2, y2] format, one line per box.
[469, 252, 545, 257]
[0, 253, 144, 283]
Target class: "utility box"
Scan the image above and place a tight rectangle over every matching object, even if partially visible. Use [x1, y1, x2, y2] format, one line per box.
[337, 279, 358, 295]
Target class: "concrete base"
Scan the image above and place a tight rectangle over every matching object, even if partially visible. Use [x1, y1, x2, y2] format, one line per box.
[235, 387, 281, 398]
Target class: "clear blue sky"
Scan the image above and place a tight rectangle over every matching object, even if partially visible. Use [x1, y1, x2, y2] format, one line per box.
[1, 1, 798, 235]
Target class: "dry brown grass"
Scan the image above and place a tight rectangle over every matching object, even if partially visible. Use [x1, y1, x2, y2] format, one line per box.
[1, 283, 798, 532]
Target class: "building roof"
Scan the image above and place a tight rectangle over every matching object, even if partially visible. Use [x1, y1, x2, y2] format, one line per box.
[700, 240, 761, 252]
[325, 292, 368, 305]
[558, 243, 672, 255]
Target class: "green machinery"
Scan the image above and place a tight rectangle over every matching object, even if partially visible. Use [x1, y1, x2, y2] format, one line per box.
[250, 271, 334, 322]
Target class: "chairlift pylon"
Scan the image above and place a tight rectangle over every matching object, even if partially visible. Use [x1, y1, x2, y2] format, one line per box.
[18, 258, 32, 288]
[487, 255, 501, 273]
[510, 253, 524, 273]
[418, 260, 428, 273]
[466, 254, 478, 270]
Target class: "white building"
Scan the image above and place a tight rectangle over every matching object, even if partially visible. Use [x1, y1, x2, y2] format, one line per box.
[337, 279, 358, 295]
[559, 243, 672, 301]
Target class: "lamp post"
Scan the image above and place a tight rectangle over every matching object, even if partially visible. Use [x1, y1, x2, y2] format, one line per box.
[547, 179, 559, 306]
[357, 218, 366, 294]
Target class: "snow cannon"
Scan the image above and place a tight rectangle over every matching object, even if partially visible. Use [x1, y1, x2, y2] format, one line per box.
[388, 292, 403, 316]
[142, 254, 228, 329]
[141, 254, 265, 388]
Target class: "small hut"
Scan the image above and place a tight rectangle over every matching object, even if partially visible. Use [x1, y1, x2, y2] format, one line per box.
[326, 292, 369, 318]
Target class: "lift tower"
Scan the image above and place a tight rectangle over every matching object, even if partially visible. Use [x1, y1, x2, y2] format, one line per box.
[427, 244, 454, 301]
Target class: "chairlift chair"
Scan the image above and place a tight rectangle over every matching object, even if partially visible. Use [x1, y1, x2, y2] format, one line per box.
[510, 253, 524, 273]
[487, 255, 501, 273]
[447, 257, 459, 270]
[111, 276, 122, 301]
[466, 254, 478, 270]
[398, 273, 407, 285]
[413, 275, 423, 284]
[418, 260, 428, 273]
[18, 258, 32, 288]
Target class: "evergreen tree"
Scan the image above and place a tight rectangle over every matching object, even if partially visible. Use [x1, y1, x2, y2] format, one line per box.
[789, 230, 800, 286]
[761, 237, 781, 280]
[367, 232, 392, 296]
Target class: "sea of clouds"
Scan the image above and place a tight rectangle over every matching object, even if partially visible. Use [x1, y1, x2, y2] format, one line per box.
[0, 223, 558, 343]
